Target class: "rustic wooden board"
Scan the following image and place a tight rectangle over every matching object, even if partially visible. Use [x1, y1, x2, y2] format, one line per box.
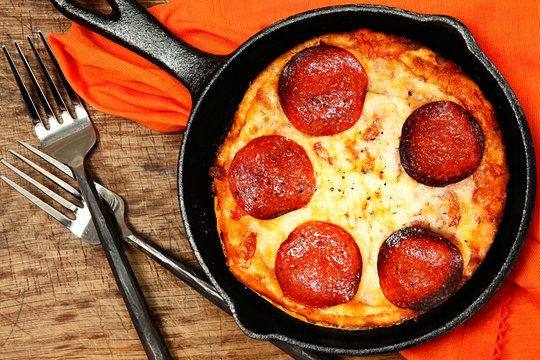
[0, 1, 407, 359]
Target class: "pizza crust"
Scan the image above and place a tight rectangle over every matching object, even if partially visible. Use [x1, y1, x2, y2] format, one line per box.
[212, 29, 508, 329]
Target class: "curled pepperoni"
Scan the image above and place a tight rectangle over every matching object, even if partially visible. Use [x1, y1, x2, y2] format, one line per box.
[228, 135, 316, 220]
[278, 45, 368, 136]
[377, 227, 463, 311]
[275, 221, 362, 307]
[399, 101, 484, 187]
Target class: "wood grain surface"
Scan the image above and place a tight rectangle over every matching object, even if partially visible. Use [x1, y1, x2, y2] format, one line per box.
[0, 1, 407, 359]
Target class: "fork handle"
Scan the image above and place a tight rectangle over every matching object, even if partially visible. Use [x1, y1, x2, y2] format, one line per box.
[72, 164, 171, 360]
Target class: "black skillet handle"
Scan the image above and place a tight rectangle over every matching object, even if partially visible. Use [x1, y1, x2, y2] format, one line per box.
[49, 0, 227, 100]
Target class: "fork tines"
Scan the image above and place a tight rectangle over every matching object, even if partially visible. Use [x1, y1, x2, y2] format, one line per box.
[0, 141, 83, 234]
[2, 31, 78, 131]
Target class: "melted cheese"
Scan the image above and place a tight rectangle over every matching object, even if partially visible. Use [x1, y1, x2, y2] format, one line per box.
[213, 29, 508, 328]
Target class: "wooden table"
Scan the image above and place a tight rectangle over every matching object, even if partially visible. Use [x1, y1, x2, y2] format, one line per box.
[0, 1, 406, 359]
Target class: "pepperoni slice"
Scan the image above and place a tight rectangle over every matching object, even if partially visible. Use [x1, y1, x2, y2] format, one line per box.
[399, 100, 484, 187]
[275, 221, 362, 307]
[377, 227, 463, 311]
[228, 135, 316, 220]
[278, 45, 368, 136]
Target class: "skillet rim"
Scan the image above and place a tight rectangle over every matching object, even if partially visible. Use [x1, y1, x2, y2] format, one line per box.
[178, 4, 536, 355]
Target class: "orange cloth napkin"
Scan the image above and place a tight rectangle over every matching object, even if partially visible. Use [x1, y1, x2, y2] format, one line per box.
[49, 1, 540, 359]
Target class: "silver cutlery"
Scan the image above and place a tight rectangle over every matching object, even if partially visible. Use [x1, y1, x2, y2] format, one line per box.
[2, 32, 171, 360]
[1, 32, 332, 360]
[1, 140, 224, 308]
[1, 141, 332, 360]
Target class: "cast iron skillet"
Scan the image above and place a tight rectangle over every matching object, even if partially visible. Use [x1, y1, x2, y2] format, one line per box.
[49, 0, 536, 355]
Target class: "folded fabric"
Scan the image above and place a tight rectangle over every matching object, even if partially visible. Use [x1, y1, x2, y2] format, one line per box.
[49, 0, 540, 359]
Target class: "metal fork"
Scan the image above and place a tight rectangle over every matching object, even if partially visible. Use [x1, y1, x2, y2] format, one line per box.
[2, 32, 171, 360]
[0, 141, 331, 360]
[1, 140, 225, 313]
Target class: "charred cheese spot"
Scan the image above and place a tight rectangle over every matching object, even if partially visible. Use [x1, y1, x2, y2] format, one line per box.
[313, 142, 334, 165]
